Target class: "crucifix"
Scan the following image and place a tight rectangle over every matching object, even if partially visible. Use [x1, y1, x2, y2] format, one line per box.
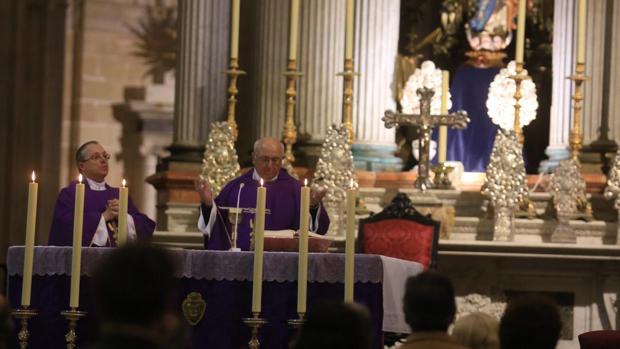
[383, 87, 470, 190]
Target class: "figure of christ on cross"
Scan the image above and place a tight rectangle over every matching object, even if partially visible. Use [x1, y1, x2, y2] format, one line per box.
[384, 87, 470, 190]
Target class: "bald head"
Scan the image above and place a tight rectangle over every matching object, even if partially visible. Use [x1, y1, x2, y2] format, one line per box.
[252, 137, 285, 180]
[253, 137, 284, 155]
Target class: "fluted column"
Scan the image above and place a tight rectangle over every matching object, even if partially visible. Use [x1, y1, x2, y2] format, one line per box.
[540, 0, 574, 172]
[351, 0, 402, 171]
[582, 0, 608, 144]
[170, 0, 229, 163]
[252, 0, 289, 140]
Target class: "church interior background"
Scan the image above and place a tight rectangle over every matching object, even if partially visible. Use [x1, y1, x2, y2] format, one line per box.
[0, 0, 619, 348]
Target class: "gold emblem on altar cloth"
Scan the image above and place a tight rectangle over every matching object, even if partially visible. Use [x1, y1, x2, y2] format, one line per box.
[182, 292, 206, 326]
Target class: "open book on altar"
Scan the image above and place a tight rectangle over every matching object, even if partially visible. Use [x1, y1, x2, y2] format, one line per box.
[251, 230, 334, 252]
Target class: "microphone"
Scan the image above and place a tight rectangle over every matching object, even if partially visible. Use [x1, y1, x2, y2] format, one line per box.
[230, 182, 245, 251]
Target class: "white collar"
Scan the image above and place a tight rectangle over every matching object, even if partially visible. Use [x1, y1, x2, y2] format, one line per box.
[252, 169, 278, 182]
[85, 177, 107, 191]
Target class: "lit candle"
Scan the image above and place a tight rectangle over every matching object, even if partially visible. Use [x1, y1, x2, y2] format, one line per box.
[230, 0, 240, 59]
[288, 0, 300, 60]
[117, 179, 128, 246]
[515, 0, 526, 64]
[438, 70, 449, 163]
[297, 179, 310, 313]
[251, 179, 266, 313]
[576, 0, 587, 64]
[70, 174, 85, 309]
[21, 171, 38, 307]
[344, 179, 356, 302]
[345, 0, 354, 60]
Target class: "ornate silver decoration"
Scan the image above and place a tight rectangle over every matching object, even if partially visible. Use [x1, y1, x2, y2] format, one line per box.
[482, 130, 528, 241]
[549, 159, 586, 243]
[383, 87, 469, 191]
[604, 150, 620, 244]
[455, 293, 506, 320]
[200, 122, 240, 197]
[312, 125, 357, 237]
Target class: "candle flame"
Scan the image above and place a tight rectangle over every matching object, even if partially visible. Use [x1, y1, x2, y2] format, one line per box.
[260, 178, 264, 187]
[350, 178, 354, 188]
[122, 179, 126, 187]
[78, 174, 83, 183]
[304, 178, 308, 186]
[31, 171, 36, 182]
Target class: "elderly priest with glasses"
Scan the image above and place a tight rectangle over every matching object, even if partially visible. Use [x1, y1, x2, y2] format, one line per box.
[48, 141, 156, 247]
[195, 137, 330, 250]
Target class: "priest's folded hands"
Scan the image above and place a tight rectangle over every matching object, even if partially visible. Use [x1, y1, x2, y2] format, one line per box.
[197, 137, 330, 250]
[48, 141, 156, 247]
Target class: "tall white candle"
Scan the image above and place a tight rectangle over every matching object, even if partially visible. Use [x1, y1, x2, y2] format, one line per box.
[117, 179, 128, 246]
[21, 171, 38, 307]
[344, 179, 356, 302]
[576, 0, 587, 64]
[252, 179, 266, 313]
[297, 179, 310, 313]
[288, 0, 300, 60]
[345, 0, 354, 60]
[230, 0, 240, 59]
[438, 71, 449, 163]
[515, 0, 526, 64]
[70, 175, 85, 309]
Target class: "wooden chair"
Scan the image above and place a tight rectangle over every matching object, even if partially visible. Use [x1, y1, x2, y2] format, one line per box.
[357, 193, 440, 269]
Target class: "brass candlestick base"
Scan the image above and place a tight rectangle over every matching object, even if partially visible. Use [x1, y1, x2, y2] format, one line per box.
[431, 162, 454, 189]
[13, 306, 38, 349]
[283, 59, 303, 165]
[337, 59, 359, 144]
[223, 57, 246, 141]
[242, 312, 267, 349]
[61, 308, 87, 349]
[287, 312, 305, 329]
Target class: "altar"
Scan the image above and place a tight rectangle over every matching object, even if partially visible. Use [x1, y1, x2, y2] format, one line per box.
[6, 246, 423, 349]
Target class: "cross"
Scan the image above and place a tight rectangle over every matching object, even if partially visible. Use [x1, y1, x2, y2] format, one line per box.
[383, 87, 469, 190]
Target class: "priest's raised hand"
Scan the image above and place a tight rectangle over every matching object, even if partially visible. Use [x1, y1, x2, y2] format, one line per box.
[48, 141, 156, 247]
[197, 137, 330, 250]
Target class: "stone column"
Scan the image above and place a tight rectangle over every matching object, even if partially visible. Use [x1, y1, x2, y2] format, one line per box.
[149, 1, 230, 231]
[168, 0, 229, 164]
[351, 0, 402, 171]
[540, 0, 574, 172]
[582, 0, 609, 145]
[249, 0, 402, 171]
[251, 0, 289, 140]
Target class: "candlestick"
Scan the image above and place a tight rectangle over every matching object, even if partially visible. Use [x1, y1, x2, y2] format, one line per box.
[297, 179, 309, 313]
[70, 175, 84, 309]
[345, 0, 354, 60]
[577, 0, 587, 64]
[438, 71, 449, 163]
[288, 0, 300, 60]
[12, 307, 38, 349]
[515, 0, 526, 64]
[252, 179, 266, 313]
[344, 180, 356, 302]
[61, 308, 87, 349]
[242, 312, 267, 349]
[117, 179, 128, 246]
[21, 171, 38, 307]
[230, 0, 240, 59]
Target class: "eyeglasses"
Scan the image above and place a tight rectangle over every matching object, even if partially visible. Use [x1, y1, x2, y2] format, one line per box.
[83, 152, 111, 162]
[257, 156, 284, 164]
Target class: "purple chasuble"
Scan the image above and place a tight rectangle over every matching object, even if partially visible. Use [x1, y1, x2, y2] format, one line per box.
[48, 181, 156, 246]
[205, 169, 330, 250]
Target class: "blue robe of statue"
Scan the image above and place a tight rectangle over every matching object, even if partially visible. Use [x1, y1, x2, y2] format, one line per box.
[434, 65, 499, 172]
[200, 169, 330, 250]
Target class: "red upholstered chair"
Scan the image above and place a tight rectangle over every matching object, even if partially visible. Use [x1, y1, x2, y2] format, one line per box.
[578, 330, 620, 349]
[357, 193, 440, 269]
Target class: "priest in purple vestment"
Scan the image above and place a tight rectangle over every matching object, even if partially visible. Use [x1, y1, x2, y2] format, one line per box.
[196, 137, 330, 250]
[48, 141, 156, 247]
